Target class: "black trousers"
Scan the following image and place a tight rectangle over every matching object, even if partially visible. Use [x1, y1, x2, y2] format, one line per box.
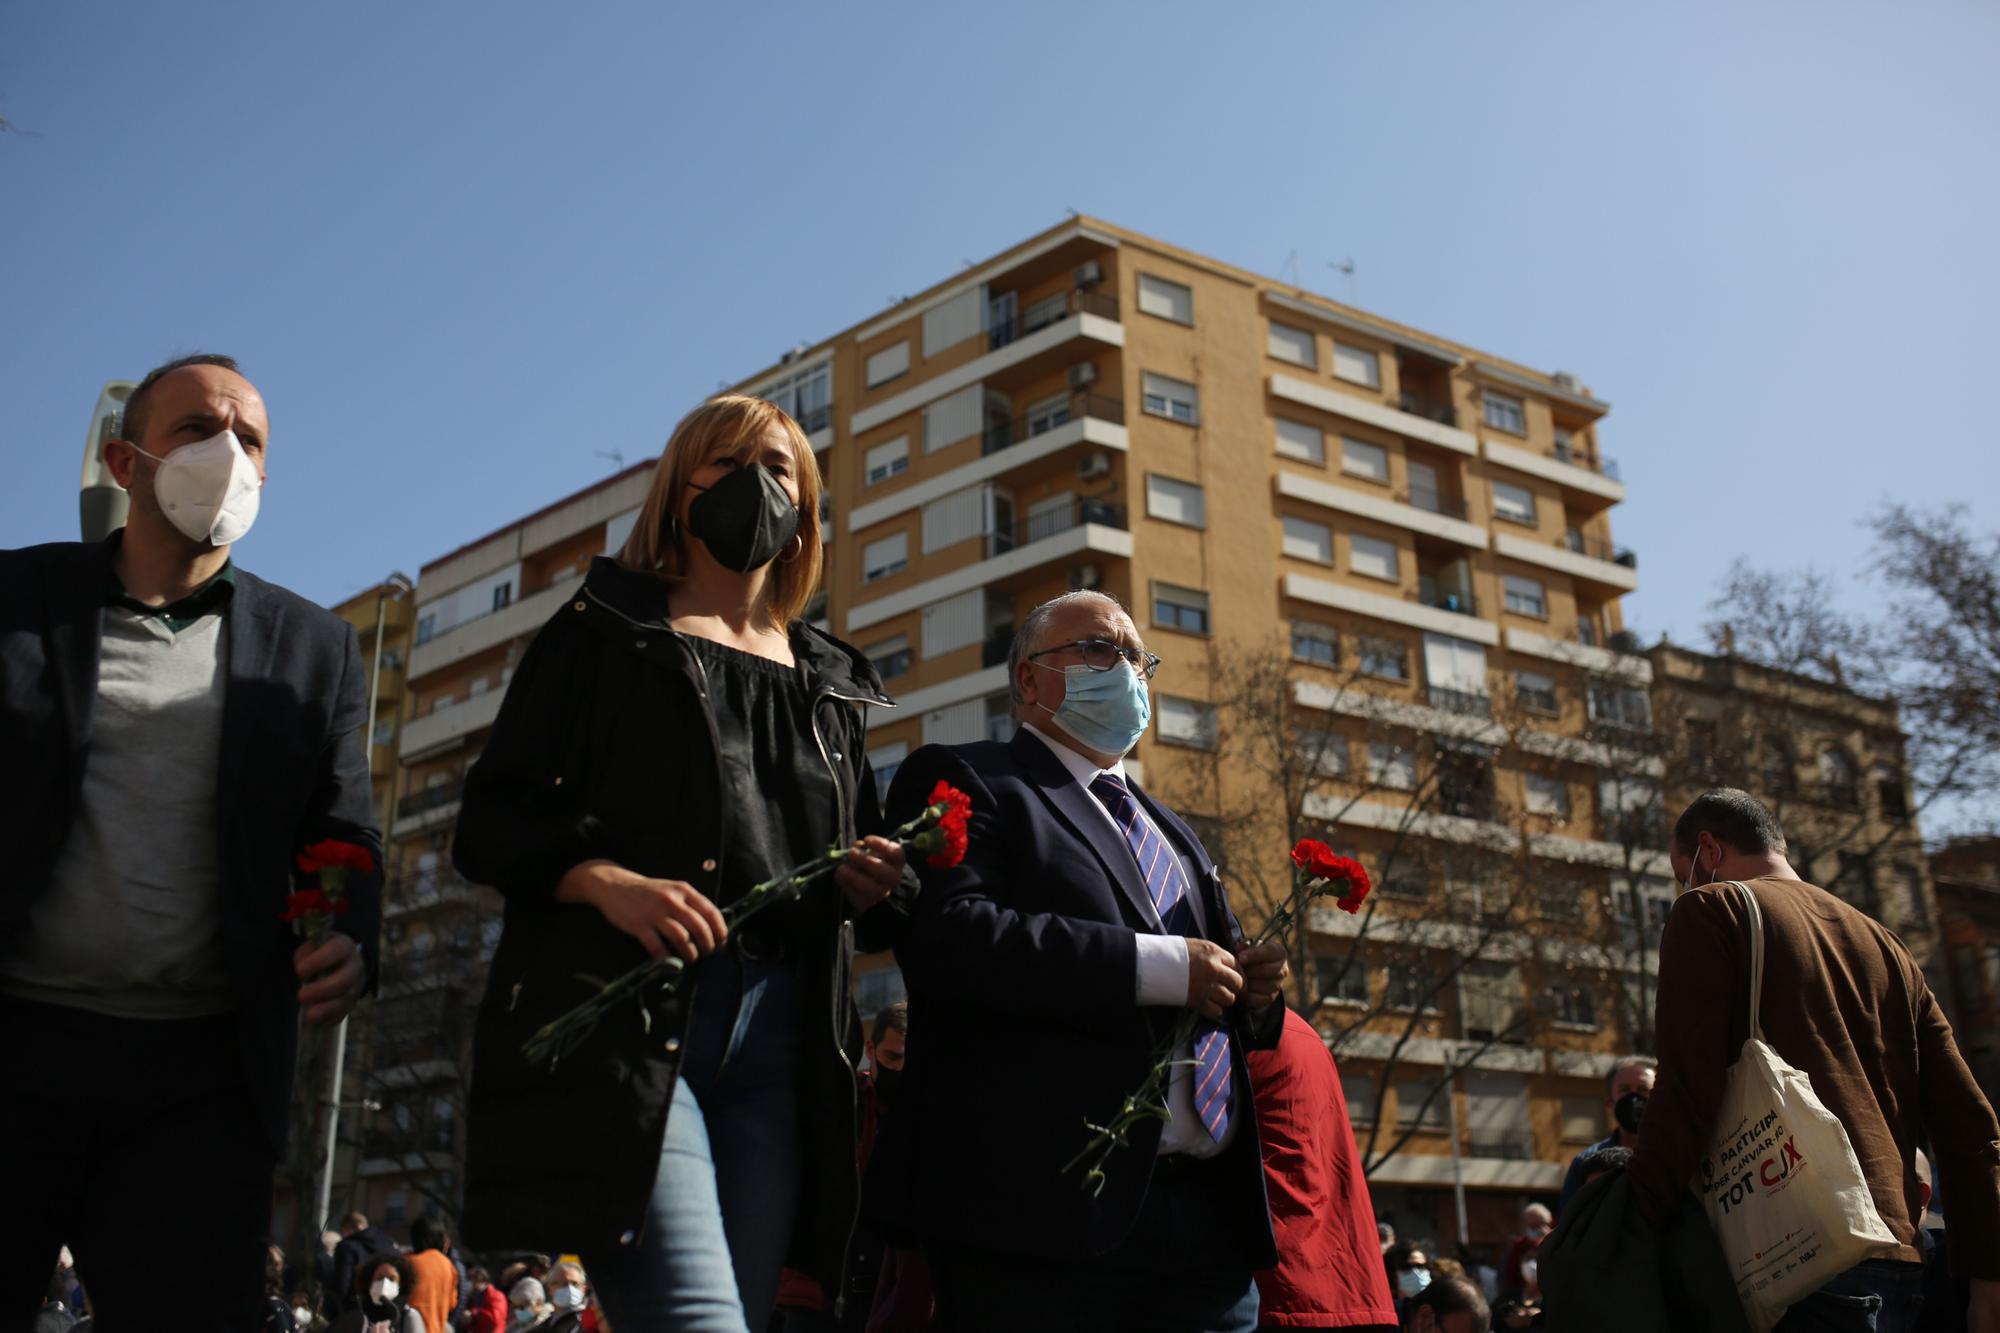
[2, 995, 276, 1333]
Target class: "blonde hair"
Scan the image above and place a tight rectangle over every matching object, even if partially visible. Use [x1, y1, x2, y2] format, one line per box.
[617, 394, 824, 625]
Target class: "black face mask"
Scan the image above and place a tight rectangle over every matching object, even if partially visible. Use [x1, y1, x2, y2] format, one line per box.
[685, 464, 800, 573]
[1614, 1091, 1648, 1135]
[873, 1064, 903, 1106]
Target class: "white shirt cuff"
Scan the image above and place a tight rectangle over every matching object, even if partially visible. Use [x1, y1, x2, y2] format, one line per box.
[1134, 932, 1190, 1007]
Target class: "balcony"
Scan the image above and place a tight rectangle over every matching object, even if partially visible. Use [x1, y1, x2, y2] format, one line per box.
[983, 393, 1125, 456]
[1275, 471, 1486, 551]
[398, 778, 465, 821]
[1398, 391, 1458, 427]
[1483, 436, 1625, 508]
[1564, 531, 1638, 567]
[1268, 373, 1478, 457]
[399, 686, 505, 763]
[794, 403, 832, 434]
[847, 501, 1133, 634]
[987, 290, 1119, 351]
[1427, 686, 1493, 718]
[1405, 488, 1470, 521]
[1415, 578, 1480, 618]
[1285, 573, 1499, 647]
[1491, 530, 1640, 595]
[1555, 439, 1620, 480]
[1469, 1130, 1537, 1161]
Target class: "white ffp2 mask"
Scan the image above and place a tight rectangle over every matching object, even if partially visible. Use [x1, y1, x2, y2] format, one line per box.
[131, 429, 262, 546]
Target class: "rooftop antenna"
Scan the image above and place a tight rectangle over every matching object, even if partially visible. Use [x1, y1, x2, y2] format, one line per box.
[1330, 258, 1357, 304]
[1280, 250, 1300, 286]
[596, 450, 627, 473]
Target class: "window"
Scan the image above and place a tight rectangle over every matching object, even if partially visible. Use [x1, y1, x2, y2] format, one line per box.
[756, 360, 833, 432]
[491, 582, 513, 612]
[1295, 727, 1349, 777]
[1339, 437, 1390, 484]
[1587, 680, 1652, 730]
[1137, 273, 1194, 324]
[1152, 582, 1210, 635]
[1157, 696, 1217, 748]
[1268, 321, 1316, 366]
[1612, 878, 1676, 936]
[1343, 1073, 1378, 1126]
[468, 675, 491, 697]
[1282, 516, 1333, 564]
[1525, 773, 1571, 818]
[1461, 962, 1524, 1042]
[868, 741, 908, 793]
[1315, 954, 1368, 1004]
[1515, 670, 1558, 714]
[1491, 481, 1538, 526]
[1350, 534, 1401, 583]
[1819, 749, 1860, 808]
[862, 532, 908, 583]
[1022, 291, 1070, 334]
[1274, 417, 1325, 465]
[1360, 637, 1409, 682]
[1387, 965, 1440, 1015]
[1368, 743, 1416, 791]
[865, 340, 910, 388]
[1896, 865, 1930, 930]
[1760, 735, 1796, 794]
[1874, 765, 1909, 819]
[1146, 474, 1207, 528]
[1483, 390, 1526, 434]
[371, 717, 397, 746]
[1291, 621, 1338, 666]
[864, 436, 909, 486]
[1333, 342, 1381, 388]
[865, 635, 912, 680]
[1025, 392, 1072, 437]
[1834, 852, 1880, 914]
[1503, 575, 1548, 618]
[1142, 372, 1199, 424]
[1396, 1078, 1450, 1130]
[1561, 1096, 1602, 1143]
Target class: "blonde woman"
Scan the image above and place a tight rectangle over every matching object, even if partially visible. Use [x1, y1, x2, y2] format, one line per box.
[455, 396, 909, 1331]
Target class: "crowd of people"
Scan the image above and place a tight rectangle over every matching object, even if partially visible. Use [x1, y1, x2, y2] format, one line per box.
[9, 364, 2000, 1332]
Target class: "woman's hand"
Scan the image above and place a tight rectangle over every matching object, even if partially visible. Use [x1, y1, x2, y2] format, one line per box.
[557, 859, 728, 963]
[835, 835, 905, 913]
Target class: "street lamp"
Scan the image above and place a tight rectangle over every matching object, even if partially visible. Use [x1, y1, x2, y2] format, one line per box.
[312, 573, 416, 1239]
[79, 381, 135, 541]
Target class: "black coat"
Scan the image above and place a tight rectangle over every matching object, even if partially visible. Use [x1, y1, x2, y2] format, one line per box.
[452, 556, 906, 1279]
[881, 732, 1283, 1263]
[0, 537, 384, 1155]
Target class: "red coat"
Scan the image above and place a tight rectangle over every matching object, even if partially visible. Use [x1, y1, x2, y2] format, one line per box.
[1249, 1008, 1399, 1329]
[462, 1283, 509, 1333]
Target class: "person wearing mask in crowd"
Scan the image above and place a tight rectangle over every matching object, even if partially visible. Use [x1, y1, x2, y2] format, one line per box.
[1, 352, 383, 1332]
[405, 1219, 457, 1333]
[1247, 1007, 1398, 1331]
[453, 395, 909, 1331]
[884, 589, 1291, 1332]
[1496, 1205, 1552, 1303]
[289, 1288, 329, 1332]
[462, 1268, 508, 1333]
[1384, 1243, 1432, 1322]
[1630, 788, 2000, 1331]
[538, 1263, 590, 1333]
[333, 1253, 424, 1333]
[1397, 1275, 1488, 1333]
[332, 1214, 400, 1316]
[507, 1278, 550, 1331]
[1556, 1056, 1653, 1214]
[317, 1232, 343, 1301]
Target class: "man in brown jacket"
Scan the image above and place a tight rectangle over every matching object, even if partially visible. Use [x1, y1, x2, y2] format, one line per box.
[1629, 787, 2000, 1331]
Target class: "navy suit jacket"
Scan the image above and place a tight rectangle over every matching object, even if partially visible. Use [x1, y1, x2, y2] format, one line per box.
[883, 729, 1281, 1263]
[0, 536, 384, 1155]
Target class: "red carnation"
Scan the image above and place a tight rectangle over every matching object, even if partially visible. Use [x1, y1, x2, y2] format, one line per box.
[1289, 838, 1336, 875]
[926, 781, 973, 869]
[280, 890, 328, 922]
[297, 838, 375, 875]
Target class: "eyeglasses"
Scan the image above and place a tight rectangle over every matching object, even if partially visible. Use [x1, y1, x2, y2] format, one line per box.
[1028, 638, 1163, 680]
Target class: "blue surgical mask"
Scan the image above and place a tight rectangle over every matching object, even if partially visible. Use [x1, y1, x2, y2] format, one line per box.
[1397, 1267, 1432, 1298]
[1032, 660, 1150, 756]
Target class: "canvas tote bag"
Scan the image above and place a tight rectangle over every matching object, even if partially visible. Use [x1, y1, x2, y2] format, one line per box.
[1696, 880, 1900, 1331]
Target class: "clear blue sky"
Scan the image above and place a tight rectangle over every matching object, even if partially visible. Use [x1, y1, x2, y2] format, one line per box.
[3, 2, 1995, 643]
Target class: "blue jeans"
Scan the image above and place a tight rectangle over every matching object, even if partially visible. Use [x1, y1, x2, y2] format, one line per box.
[1774, 1259, 1926, 1333]
[593, 953, 804, 1333]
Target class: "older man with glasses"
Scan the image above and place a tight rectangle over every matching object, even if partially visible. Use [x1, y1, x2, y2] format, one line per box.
[880, 590, 1291, 1333]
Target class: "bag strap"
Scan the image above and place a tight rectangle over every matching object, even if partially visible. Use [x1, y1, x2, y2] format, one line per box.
[1732, 880, 1765, 1040]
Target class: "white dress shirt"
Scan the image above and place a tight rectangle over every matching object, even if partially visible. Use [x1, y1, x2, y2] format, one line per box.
[1021, 723, 1235, 1157]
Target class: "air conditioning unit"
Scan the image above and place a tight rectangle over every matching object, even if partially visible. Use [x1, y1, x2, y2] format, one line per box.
[1067, 362, 1097, 390]
[1068, 563, 1102, 591]
[1078, 452, 1112, 481]
[1074, 260, 1104, 288]
[1552, 370, 1580, 391]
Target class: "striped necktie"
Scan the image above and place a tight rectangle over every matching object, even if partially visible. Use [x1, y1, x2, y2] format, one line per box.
[1089, 772, 1233, 1142]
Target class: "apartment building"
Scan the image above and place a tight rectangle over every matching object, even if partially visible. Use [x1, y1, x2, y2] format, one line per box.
[361, 216, 1655, 1242]
[1932, 837, 2000, 1108]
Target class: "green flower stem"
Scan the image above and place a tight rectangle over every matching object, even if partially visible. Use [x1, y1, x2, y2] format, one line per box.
[525, 798, 954, 1070]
